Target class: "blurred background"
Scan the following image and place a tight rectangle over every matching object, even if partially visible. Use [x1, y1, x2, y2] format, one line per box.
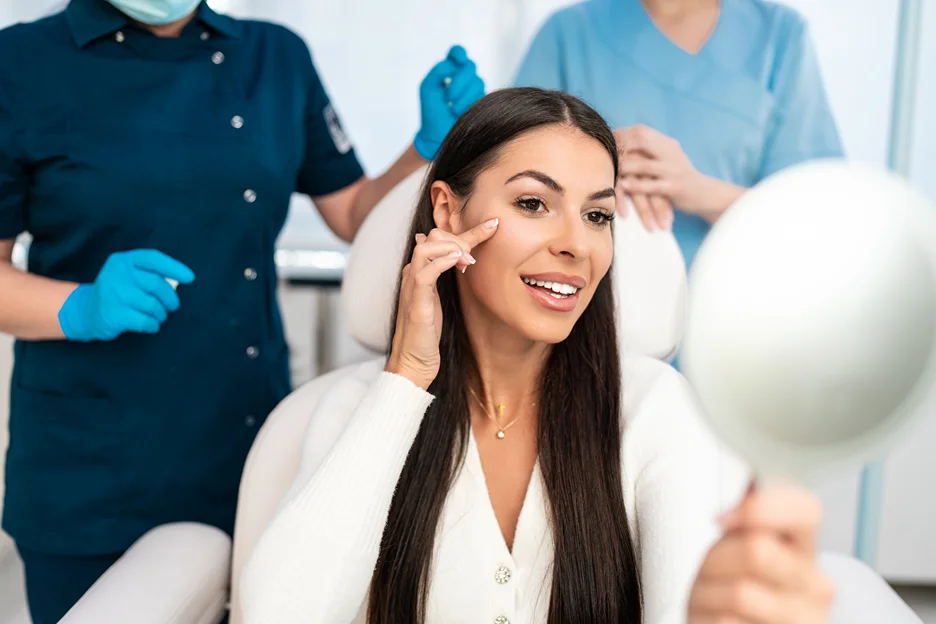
[0, 0, 934, 621]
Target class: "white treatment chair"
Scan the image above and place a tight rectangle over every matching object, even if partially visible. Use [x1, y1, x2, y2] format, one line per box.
[58, 167, 922, 624]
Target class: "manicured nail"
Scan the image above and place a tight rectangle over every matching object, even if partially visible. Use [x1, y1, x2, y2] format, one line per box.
[483, 218, 498, 229]
[461, 266, 467, 273]
[415, 233, 427, 243]
[464, 252, 476, 264]
[448, 250, 462, 258]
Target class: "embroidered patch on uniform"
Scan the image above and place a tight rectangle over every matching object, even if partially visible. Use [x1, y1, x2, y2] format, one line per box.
[323, 104, 353, 155]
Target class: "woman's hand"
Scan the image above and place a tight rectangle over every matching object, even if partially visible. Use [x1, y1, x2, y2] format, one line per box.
[614, 125, 745, 228]
[385, 218, 499, 390]
[688, 483, 835, 624]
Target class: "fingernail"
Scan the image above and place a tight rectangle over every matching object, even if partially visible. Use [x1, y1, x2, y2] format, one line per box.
[483, 218, 498, 229]
[415, 234, 427, 243]
[448, 250, 462, 258]
[461, 266, 467, 273]
[465, 252, 476, 264]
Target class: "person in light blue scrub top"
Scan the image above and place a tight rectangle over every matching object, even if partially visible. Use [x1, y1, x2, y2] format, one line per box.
[515, 0, 844, 269]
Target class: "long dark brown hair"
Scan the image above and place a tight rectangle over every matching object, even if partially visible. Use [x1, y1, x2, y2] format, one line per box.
[368, 87, 642, 623]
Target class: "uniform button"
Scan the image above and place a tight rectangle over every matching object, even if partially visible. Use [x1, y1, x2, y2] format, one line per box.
[243, 189, 257, 203]
[212, 51, 225, 64]
[494, 617, 509, 624]
[245, 415, 256, 427]
[200, 31, 210, 41]
[244, 268, 257, 281]
[494, 566, 511, 584]
[231, 115, 244, 129]
[246, 346, 259, 359]
[115, 31, 125, 42]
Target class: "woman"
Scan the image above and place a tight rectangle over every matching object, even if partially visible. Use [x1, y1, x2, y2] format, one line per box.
[240, 88, 835, 623]
[0, 1, 484, 621]
[514, 0, 843, 269]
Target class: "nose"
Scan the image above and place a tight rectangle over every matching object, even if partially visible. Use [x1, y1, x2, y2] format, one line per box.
[547, 215, 591, 261]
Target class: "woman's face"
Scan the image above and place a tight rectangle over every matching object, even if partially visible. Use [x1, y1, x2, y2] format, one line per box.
[437, 124, 616, 345]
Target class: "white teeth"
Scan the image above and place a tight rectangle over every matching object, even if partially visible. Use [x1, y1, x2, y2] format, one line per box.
[522, 277, 579, 295]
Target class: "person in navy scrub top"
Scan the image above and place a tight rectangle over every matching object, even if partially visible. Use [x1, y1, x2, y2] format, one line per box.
[0, 1, 485, 621]
[515, 0, 843, 269]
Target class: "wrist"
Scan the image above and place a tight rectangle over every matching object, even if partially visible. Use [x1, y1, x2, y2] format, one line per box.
[689, 175, 745, 224]
[58, 283, 94, 342]
[413, 132, 439, 162]
[385, 356, 435, 391]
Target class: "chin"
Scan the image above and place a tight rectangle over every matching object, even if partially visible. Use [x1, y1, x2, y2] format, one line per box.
[515, 316, 578, 345]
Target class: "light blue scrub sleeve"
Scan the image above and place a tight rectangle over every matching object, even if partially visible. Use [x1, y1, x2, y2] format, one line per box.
[513, 14, 567, 91]
[758, 20, 844, 179]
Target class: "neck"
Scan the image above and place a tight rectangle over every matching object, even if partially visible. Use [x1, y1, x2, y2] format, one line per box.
[640, 0, 717, 19]
[463, 311, 549, 418]
[137, 10, 198, 38]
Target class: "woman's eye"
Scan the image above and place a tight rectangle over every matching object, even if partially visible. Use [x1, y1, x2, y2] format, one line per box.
[586, 210, 615, 226]
[515, 197, 546, 213]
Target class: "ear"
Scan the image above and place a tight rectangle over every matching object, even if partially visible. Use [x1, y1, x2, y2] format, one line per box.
[431, 181, 460, 233]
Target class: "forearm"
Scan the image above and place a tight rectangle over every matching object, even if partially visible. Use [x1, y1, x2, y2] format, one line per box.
[240, 372, 433, 623]
[692, 176, 747, 224]
[348, 143, 427, 238]
[0, 247, 76, 340]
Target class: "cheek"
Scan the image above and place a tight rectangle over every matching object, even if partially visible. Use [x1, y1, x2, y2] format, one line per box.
[469, 215, 541, 269]
[592, 236, 614, 280]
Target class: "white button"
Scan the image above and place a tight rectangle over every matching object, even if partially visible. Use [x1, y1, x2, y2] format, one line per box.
[231, 115, 244, 129]
[200, 31, 210, 41]
[246, 346, 259, 359]
[494, 617, 509, 624]
[494, 566, 511, 584]
[212, 51, 225, 64]
[243, 189, 257, 203]
[245, 415, 256, 427]
[115, 31, 125, 43]
[244, 268, 257, 281]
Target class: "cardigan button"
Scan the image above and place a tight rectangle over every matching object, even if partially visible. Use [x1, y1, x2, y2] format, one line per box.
[494, 617, 509, 624]
[494, 565, 511, 584]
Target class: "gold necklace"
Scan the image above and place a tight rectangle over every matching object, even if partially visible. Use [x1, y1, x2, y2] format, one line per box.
[468, 386, 523, 440]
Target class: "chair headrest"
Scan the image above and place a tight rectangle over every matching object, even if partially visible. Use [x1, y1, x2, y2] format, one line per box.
[341, 166, 687, 360]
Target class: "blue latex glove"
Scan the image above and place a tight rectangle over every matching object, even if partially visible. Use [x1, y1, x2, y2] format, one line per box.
[58, 249, 195, 342]
[414, 45, 486, 161]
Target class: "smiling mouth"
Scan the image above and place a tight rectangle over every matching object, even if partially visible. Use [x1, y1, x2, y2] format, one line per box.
[521, 276, 579, 299]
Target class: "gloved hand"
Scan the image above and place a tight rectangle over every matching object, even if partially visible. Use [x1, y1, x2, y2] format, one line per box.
[58, 249, 195, 342]
[414, 45, 486, 161]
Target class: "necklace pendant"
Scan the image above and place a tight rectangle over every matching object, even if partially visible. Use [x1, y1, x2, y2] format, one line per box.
[496, 430, 506, 439]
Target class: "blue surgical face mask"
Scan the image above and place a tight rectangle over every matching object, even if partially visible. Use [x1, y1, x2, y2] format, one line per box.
[107, 0, 203, 26]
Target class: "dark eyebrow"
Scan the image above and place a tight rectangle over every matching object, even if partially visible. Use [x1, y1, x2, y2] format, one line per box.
[506, 170, 615, 203]
[506, 170, 564, 195]
[587, 188, 617, 202]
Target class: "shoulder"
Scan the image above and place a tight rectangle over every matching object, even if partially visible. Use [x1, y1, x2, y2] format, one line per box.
[620, 355, 686, 420]
[235, 18, 317, 75]
[0, 13, 68, 70]
[294, 359, 390, 475]
[0, 14, 70, 108]
[736, 0, 810, 44]
[619, 355, 728, 466]
[529, 1, 594, 41]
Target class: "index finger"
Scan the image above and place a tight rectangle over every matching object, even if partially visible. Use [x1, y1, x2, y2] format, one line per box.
[129, 250, 196, 284]
[456, 217, 499, 249]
